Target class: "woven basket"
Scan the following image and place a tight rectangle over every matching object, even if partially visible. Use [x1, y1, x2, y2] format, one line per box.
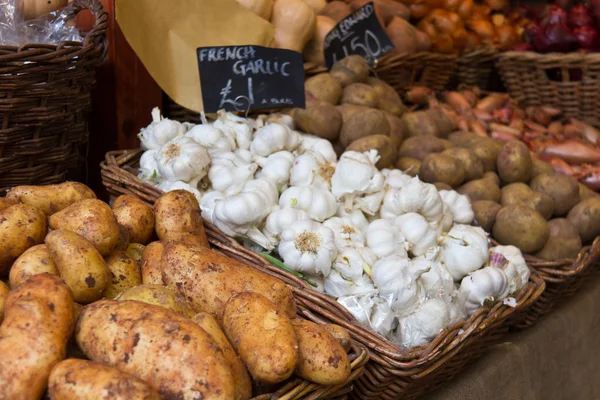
[101, 148, 545, 400]
[454, 47, 498, 90]
[496, 51, 600, 127]
[0, 0, 107, 194]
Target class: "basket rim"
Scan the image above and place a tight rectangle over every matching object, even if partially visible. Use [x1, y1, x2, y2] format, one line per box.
[496, 50, 600, 63]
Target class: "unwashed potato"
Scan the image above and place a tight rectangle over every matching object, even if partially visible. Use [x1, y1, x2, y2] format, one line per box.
[0, 203, 47, 276]
[367, 77, 407, 117]
[293, 100, 342, 141]
[579, 183, 599, 200]
[398, 135, 453, 161]
[483, 171, 501, 186]
[530, 173, 580, 217]
[448, 131, 479, 147]
[103, 251, 142, 299]
[401, 109, 455, 138]
[500, 183, 555, 220]
[534, 218, 582, 261]
[6, 181, 96, 215]
[114, 224, 130, 251]
[322, 324, 352, 352]
[472, 200, 502, 232]
[0, 197, 16, 211]
[49, 199, 120, 256]
[115, 284, 195, 318]
[433, 182, 453, 191]
[468, 138, 502, 172]
[496, 140, 532, 183]
[140, 242, 164, 285]
[420, 153, 465, 188]
[305, 73, 343, 105]
[161, 242, 297, 323]
[126, 243, 146, 266]
[9, 244, 59, 288]
[384, 112, 404, 150]
[45, 229, 110, 304]
[154, 190, 209, 247]
[0, 274, 75, 399]
[223, 292, 298, 384]
[330, 55, 369, 87]
[192, 313, 252, 400]
[530, 157, 556, 179]
[292, 319, 351, 385]
[442, 147, 484, 180]
[347, 135, 395, 169]
[395, 157, 421, 177]
[458, 178, 501, 203]
[493, 205, 550, 253]
[567, 197, 600, 243]
[76, 300, 236, 400]
[341, 83, 379, 108]
[339, 107, 389, 146]
[48, 359, 161, 400]
[0, 281, 8, 322]
[111, 195, 155, 245]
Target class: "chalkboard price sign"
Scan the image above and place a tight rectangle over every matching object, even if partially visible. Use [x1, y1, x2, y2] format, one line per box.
[196, 45, 306, 114]
[323, 2, 394, 69]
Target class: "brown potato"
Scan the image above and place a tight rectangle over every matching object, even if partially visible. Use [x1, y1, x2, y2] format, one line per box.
[420, 153, 465, 188]
[483, 171, 501, 186]
[45, 229, 110, 304]
[442, 147, 484, 180]
[493, 205, 550, 253]
[346, 135, 396, 168]
[496, 140, 533, 183]
[48, 359, 161, 400]
[468, 138, 502, 172]
[0, 281, 8, 321]
[458, 178, 501, 203]
[472, 200, 502, 232]
[341, 83, 379, 108]
[103, 251, 142, 299]
[0, 274, 75, 399]
[579, 183, 599, 200]
[6, 181, 96, 215]
[320, 1, 352, 23]
[398, 135, 453, 161]
[500, 183, 555, 220]
[223, 292, 298, 384]
[534, 218, 582, 261]
[401, 109, 455, 138]
[384, 111, 404, 150]
[49, 199, 120, 256]
[336, 103, 366, 122]
[339, 107, 390, 146]
[292, 319, 351, 385]
[530, 173, 580, 217]
[448, 130, 479, 147]
[567, 197, 600, 243]
[140, 241, 164, 285]
[112, 195, 155, 245]
[305, 73, 343, 105]
[154, 190, 209, 248]
[395, 157, 421, 177]
[322, 324, 352, 352]
[76, 300, 236, 400]
[0, 197, 16, 211]
[114, 224, 130, 251]
[293, 100, 342, 141]
[333, 139, 345, 158]
[330, 55, 369, 86]
[192, 313, 252, 400]
[433, 182, 453, 191]
[367, 77, 407, 117]
[530, 157, 556, 179]
[115, 284, 195, 318]
[9, 244, 59, 288]
[0, 203, 47, 276]
[126, 243, 146, 266]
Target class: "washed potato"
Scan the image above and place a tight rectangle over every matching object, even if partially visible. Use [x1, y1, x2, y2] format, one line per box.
[530, 173, 579, 217]
[567, 197, 600, 242]
[111, 195, 155, 245]
[420, 153, 465, 188]
[103, 251, 142, 299]
[493, 205, 550, 253]
[115, 284, 195, 318]
[500, 183, 554, 220]
[140, 241, 164, 285]
[6, 181, 96, 215]
[126, 243, 146, 266]
[341, 83, 379, 108]
[384, 112, 404, 150]
[322, 324, 352, 352]
[530, 157, 556, 179]
[398, 135, 454, 161]
[496, 140, 532, 183]
[468, 138, 502, 172]
[0, 281, 8, 321]
[0, 197, 16, 211]
[472, 200, 502, 232]
[534, 218, 582, 261]
[305, 73, 343, 105]
[223, 292, 298, 384]
[330, 55, 369, 86]
[347, 135, 395, 168]
[396, 157, 421, 177]
[367, 77, 407, 117]
[293, 100, 342, 141]
[0, 203, 47, 276]
[9, 244, 58, 288]
[339, 108, 389, 146]
[442, 147, 484, 180]
[154, 190, 209, 247]
[458, 178, 501, 203]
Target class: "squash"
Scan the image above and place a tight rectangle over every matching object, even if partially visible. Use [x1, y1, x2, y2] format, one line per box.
[272, 0, 317, 53]
[319, 1, 352, 23]
[302, 0, 327, 13]
[236, 0, 274, 20]
[304, 15, 337, 65]
[386, 17, 419, 54]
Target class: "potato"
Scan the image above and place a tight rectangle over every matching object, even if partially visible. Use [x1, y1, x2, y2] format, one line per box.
[103, 251, 142, 299]
[458, 178, 501, 203]
[530, 157, 556, 179]
[347, 135, 396, 168]
[534, 218, 582, 261]
[111, 195, 155, 245]
[401, 109, 455, 138]
[567, 197, 600, 243]
[384, 111, 404, 150]
[500, 183, 555, 220]
[0, 281, 8, 321]
[468, 138, 502, 172]
[341, 83, 379, 108]
[6, 181, 96, 215]
[579, 183, 599, 200]
[530, 173, 580, 217]
[336, 103, 366, 122]
[76, 300, 236, 400]
[154, 190, 209, 247]
[472, 200, 502, 232]
[223, 292, 298, 384]
[114, 224, 130, 251]
[420, 153, 465, 188]
[483, 171, 501, 186]
[493, 205, 550, 253]
[0, 203, 47, 276]
[320, 0, 352, 23]
[115, 284, 196, 318]
[339, 107, 389, 146]
[305, 73, 343, 105]
[0, 274, 75, 399]
[48, 359, 161, 400]
[292, 319, 351, 385]
[140, 241, 164, 285]
[126, 243, 146, 266]
[192, 313, 252, 400]
[49, 199, 120, 256]
[442, 147, 484, 180]
[398, 135, 453, 161]
[293, 100, 342, 141]
[330, 55, 369, 87]
[322, 324, 352, 352]
[333, 139, 345, 158]
[434, 182, 453, 191]
[496, 140, 533, 183]
[45, 229, 110, 304]
[9, 244, 59, 288]
[448, 130, 479, 147]
[367, 77, 407, 117]
[0, 197, 16, 211]
[161, 242, 297, 323]
[396, 157, 421, 177]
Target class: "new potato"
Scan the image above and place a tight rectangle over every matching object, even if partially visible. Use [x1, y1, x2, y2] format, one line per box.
[398, 135, 454, 161]
[103, 251, 142, 299]
[0, 281, 7, 322]
[472, 200, 502, 232]
[293, 100, 342, 141]
[567, 197, 600, 243]
[468, 138, 502, 172]
[493, 205, 550, 253]
[530, 173, 579, 217]
[339, 108, 389, 146]
[305, 73, 342, 105]
[496, 140, 532, 183]
[420, 153, 465, 188]
[140, 242, 164, 285]
[6, 181, 96, 215]
[500, 183, 554, 220]
[9, 244, 59, 288]
[366, 77, 407, 117]
[111, 195, 155, 244]
[341, 83, 379, 108]
[116, 284, 195, 318]
[154, 190, 209, 247]
[330, 55, 369, 87]
[0, 197, 16, 211]
[442, 147, 484, 180]
[534, 219, 582, 261]
[322, 324, 352, 352]
[458, 178, 501, 203]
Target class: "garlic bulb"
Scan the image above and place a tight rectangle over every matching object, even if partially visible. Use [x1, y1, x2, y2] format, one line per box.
[157, 180, 202, 202]
[263, 208, 310, 243]
[355, 189, 385, 216]
[289, 151, 336, 190]
[440, 225, 489, 281]
[415, 247, 455, 297]
[255, 151, 295, 190]
[370, 295, 397, 337]
[395, 298, 450, 348]
[394, 213, 438, 257]
[256, 113, 295, 130]
[437, 202, 454, 233]
[278, 220, 338, 276]
[380, 177, 444, 224]
[323, 217, 366, 249]
[208, 151, 258, 197]
[138, 107, 186, 150]
[185, 124, 236, 154]
[489, 245, 530, 294]
[331, 247, 377, 281]
[366, 219, 408, 259]
[439, 190, 474, 224]
[296, 134, 337, 162]
[155, 137, 211, 186]
[305, 273, 325, 293]
[324, 270, 375, 298]
[199, 190, 225, 223]
[234, 149, 254, 164]
[459, 266, 510, 315]
[250, 123, 302, 156]
[138, 149, 161, 183]
[383, 169, 412, 189]
[331, 150, 385, 209]
[336, 204, 369, 235]
[213, 110, 253, 150]
[279, 185, 337, 222]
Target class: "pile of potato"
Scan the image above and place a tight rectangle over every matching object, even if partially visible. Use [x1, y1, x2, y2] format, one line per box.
[0, 182, 354, 400]
[395, 132, 600, 260]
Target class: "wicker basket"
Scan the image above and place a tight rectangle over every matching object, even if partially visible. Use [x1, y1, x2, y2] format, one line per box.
[496, 51, 600, 127]
[101, 148, 545, 400]
[454, 47, 498, 90]
[0, 0, 107, 194]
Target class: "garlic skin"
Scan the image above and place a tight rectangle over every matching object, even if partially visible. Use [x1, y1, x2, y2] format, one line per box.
[323, 217, 366, 249]
[395, 298, 451, 348]
[138, 149, 161, 183]
[366, 219, 408, 259]
[380, 177, 444, 224]
[355, 189, 385, 216]
[157, 180, 202, 202]
[331, 247, 377, 281]
[337, 292, 377, 326]
[208, 151, 258, 197]
[331, 150, 385, 209]
[256, 113, 296, 130]
[138, 107, 186, 150]
[489, 245, 530, 294]
[255, 151, 295, 190]
[370, 295, 397, 337]
[278, 220, 338, 276]
[234, 149, 254, 164]
[415, 247, 455, 297]
[394, 213, 438, 257]
[439, 190, 474, 224]
[279, 186, 337, 222]
[250, 123, 302, 156]
[296, 135, 337, 163]
[263, 208, 310, 243]
[289, 151, 336, 190]
[213, 110, 253, 150]
[459, 266, 510, 315]
[436, 202, 454, 233]
[199, 190, 225, 223]
[185, 124, 236, 154]
[305, 273, 325, 293]
[382, 169, 412, 189]
[324, 271, 375, 298]
[155, 137, 211, 186]
[336, 204, 369, 235]
[440, 224, 490, 281]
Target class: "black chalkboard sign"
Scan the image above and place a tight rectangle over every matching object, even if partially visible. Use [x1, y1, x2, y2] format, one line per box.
[323, 2, 394, 69]
[196, 45, 306, 113]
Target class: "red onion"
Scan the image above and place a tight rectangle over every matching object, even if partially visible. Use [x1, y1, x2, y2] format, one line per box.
[568, 5, 593, 28]
[540, 23, 577, 52]
[573, 26, 599, 50]
[541, 4, 569, 26]
[511, 43, 534, 51]
[555, 0, 573, 10]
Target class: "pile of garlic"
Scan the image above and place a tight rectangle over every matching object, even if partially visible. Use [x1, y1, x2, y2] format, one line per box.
[137, 108, 530, 348]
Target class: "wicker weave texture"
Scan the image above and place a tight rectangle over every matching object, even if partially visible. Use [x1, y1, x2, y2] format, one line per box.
[455, 47, 497, 89]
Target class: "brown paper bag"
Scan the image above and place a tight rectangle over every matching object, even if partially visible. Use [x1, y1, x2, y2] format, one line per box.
[116, 0, 275, 113]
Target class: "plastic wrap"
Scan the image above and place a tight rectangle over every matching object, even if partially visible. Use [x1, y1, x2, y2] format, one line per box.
[337, 292, 397, 338]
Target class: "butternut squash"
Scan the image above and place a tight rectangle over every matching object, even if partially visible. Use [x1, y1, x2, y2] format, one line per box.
[304, 15, 337, 65]
[236, 0, 274, 20]
[350, 0, 410, 27]
[319, 1, 352, 23]
[272, 0, 316, 53]
[302, 0, 327, 13]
